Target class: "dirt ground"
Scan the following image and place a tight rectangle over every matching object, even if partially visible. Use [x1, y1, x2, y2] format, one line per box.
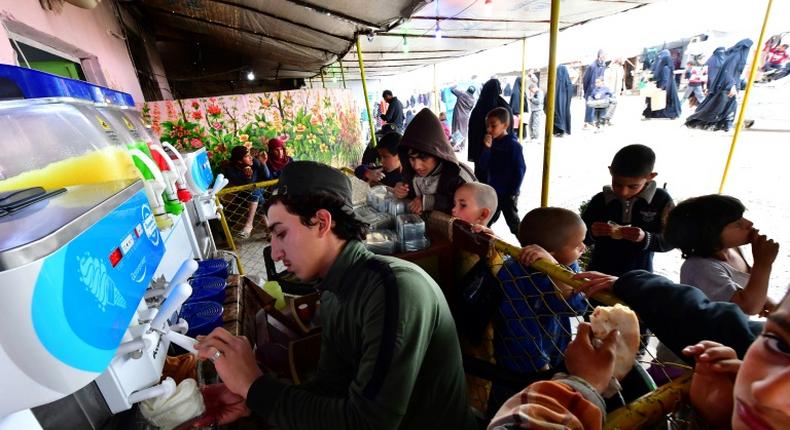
[480, 93, 790, 302]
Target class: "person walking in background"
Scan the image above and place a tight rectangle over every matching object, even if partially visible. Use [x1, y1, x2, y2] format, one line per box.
[680, 61, 707, 109]
[686, 39, 754, 132]
[450, 85, 475, 151]
[582, 49, 607, 129]
[508, 77, 526, 139]
[642, 49, 681, 120]
[468, 78, 513, 179]
[604, 57, 625, 125]
[705, 47, 726, 94]
[527, 83, 544, 142]
[380, 90, 404, 132]
[553, 64, 574, 137]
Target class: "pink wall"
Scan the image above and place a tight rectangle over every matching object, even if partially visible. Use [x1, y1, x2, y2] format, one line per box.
[0, 0, 144, 103]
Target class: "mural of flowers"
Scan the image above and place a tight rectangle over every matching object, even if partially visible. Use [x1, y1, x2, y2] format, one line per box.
[144, 89, 362, 174]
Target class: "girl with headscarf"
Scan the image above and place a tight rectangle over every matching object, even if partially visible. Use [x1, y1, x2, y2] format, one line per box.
[468, 78, 513, 178]
[266, 137, 292, 178]
[553, 65, 574, 136]
[224, 145, 271, 238]
[686, 39, 753, 132]
[642, 49, 681, 120]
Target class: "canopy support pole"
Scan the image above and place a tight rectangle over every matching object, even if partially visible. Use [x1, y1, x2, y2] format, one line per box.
[519, 38, 527, 142]
[357, 37, 377, 148]
[719, 0, 773, 193]
[320, 69, 326, 88]
[541, 0, 560, 207]
[339, 60, 347, 89]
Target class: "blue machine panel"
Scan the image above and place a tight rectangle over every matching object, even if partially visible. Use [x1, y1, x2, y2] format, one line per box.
[31, 190, 163, 372]
[191, 149, 214, 193]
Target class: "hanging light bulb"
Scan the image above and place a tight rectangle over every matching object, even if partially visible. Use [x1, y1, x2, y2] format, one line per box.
[434, 19, 442, 40]
[483, 0, 493, 17]
[246, 70, 255, 81]
[402, 35, 409, 53]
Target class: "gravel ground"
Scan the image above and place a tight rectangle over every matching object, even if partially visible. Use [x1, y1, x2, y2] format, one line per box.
[482, 94, 790, 301]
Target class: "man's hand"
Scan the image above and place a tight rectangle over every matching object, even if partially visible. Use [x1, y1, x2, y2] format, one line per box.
[518, 244, 558, 267]
[565, 322, 618, 393]
[409, 197, 423, 215]
[393, 182, 410, 199]
[483, 134, 493, 148]
[192, 383, 251, 428]
[195, 328, 263, 398]
[619, 226, 645, 243]
[590, 221, 614, 237]
[243, 166, 253, 178]
[683, 341, 741, 430]
[573, 271, 618, 297]
[728, 86, 737, 98]
[364, 168, 385, 183]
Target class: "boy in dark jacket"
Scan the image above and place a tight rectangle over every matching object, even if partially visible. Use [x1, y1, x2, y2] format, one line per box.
[394, 108, 475, 215]
[477, 107, 526, 236]
[581, 144, 674, 275]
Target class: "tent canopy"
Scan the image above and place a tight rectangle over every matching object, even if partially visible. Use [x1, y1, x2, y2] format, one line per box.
[125, 0, 655, 96]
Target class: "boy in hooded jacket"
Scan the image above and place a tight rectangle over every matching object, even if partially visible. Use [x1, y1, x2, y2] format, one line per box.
[393, 108, 476, 215]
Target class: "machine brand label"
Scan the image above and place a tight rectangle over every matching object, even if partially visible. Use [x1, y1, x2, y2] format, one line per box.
[76, 253, 128, 311]
[142, 205, 159, 246]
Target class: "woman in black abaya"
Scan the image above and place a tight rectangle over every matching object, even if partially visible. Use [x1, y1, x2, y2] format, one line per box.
[643, 49, 681, 119]
[686, 39, 753, 132]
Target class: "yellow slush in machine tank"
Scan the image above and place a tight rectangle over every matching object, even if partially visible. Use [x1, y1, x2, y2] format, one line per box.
[0, 100, 140, 192]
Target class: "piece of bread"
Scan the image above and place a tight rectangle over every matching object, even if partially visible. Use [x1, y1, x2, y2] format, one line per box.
[590, 304, 640, 380]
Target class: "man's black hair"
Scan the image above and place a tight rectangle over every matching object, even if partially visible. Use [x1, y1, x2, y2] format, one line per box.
[382, 90, 393, 98]
[610, 144, 656, 177]
[485, 107, 511, 126]
[263, 191, 368, 241]
[664, 194, 745, 259]
[376, 132, 401, 156]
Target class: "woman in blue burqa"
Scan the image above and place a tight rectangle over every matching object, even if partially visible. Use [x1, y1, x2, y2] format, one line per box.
[553, 65, 574, 136]
[468, 78, 512, 178]
[686, 39, 753, 131]
[705, 47, 727, 91]
[643, 49, 681, 119]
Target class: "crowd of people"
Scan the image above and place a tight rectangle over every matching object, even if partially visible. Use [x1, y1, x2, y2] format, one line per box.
[193, 79, 787, 428]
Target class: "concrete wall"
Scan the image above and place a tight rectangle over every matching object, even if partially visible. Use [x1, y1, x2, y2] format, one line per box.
[0, 0, 144, 103]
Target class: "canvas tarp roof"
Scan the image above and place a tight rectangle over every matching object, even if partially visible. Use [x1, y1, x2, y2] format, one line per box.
[126, 0, 656, 93]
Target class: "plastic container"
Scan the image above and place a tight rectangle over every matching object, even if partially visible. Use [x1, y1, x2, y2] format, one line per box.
[364, 230, 398, 255]
[402, 235, 430, 252]
[262, 281, 286, 310]
[193, 259, 229, 279]
[367, 185, 391, 212]
[180, 301, 224, 337]
[186, 276, 227, 304]
[354, 205, 394, 230]
[396, 214, 426, 243]
[386, 199, 408, 217]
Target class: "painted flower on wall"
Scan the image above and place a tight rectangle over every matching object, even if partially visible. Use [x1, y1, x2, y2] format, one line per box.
[144, 88, 362, 174]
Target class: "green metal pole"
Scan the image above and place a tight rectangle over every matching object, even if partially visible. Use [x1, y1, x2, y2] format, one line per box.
[339, 60, 347, 89]
[540, 0, 560, 207]
[356, 37, 377, 148]
[320, 68, 326, 88]
[719, 0, 773, 193]
[519, 38, 527, 142]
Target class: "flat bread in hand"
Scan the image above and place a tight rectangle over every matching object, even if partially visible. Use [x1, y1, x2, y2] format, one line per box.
[590, 304, 640, 380]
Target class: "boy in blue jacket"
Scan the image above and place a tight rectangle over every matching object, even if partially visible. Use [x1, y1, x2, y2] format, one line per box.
[477, 107, 526, 236]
